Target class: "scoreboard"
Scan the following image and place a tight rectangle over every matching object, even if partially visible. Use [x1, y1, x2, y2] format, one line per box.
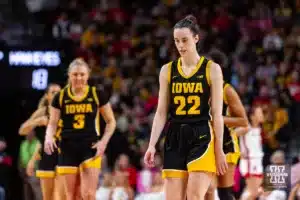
[0, 47, 66, 91]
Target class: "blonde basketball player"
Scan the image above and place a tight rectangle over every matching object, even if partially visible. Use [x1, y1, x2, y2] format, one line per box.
[44, 58, 116, 200]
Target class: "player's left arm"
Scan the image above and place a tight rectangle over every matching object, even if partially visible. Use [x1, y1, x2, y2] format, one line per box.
[224, 85, 249, 128]
[210, 62, 224, 151]
[97, 89, 116, 145]
[210, 61, 228, 175]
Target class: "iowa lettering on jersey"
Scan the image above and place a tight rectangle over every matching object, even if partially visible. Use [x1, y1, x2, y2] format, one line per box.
[172, 82, 203, 94]
[65, 103, 94, 129]
[65, 103, 93, 114]
[172, 82, 204, 116]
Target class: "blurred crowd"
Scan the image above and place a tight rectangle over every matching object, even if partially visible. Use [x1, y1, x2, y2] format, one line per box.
[1, 0, 300, 199]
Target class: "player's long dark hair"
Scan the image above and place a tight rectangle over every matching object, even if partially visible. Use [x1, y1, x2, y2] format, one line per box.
[173, 14, 201, 53]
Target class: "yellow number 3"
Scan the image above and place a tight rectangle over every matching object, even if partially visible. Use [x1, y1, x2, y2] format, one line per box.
[174, 95, 201, 115]
[73, 114, 85, 129]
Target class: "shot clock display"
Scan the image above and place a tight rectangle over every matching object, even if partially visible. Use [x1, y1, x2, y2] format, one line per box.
[0, 48, 66, 90]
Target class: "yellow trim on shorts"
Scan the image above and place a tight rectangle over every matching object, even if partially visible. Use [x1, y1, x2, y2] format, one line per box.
[80, 157, 102, 169]
[92, 86, 101, 136]
[56, 166, 79, 175]
[187, 121, 216, 173]
[91, 86, 100, 106]
[162, 169, 188, 178]
[167, 61, 172, 84]
[223, 83, 230, 105]
[226, 129, 240, 165]
[226, 152, 240, 165]
[206, 60, 212, 86]
[36, 170, 56, 178]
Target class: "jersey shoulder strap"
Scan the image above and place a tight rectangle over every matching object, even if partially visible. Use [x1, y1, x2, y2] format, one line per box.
[58, 89, 65, 108]
[91, 86, 100, 106]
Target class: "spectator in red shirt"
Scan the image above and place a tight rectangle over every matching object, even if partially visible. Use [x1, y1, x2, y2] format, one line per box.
[211, 6, 231, 32]
[114, 154, 137, 190]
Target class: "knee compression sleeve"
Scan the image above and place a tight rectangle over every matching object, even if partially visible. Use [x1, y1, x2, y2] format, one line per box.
[217, 187, 235, 200]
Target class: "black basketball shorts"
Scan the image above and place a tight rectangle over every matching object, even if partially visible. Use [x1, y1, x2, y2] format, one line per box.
[162, 121, 216, 178]
[56, 137, 101, 175]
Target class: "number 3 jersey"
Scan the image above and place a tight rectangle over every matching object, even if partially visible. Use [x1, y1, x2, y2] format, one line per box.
[52, 85, 109, 140]
[169, 57, 212, 123]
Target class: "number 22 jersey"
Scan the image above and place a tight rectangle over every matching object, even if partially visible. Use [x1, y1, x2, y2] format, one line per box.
[52, 85, 109, 140]
[169, 57, 212, 123]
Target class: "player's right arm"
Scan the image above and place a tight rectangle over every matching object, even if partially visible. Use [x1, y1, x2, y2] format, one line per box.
[144, 64, 169, 167]
[44, 93, 61, 154]
[148, 64, 170, 148]
[224, 85, 248, 128]
[19, 107, 47, 135]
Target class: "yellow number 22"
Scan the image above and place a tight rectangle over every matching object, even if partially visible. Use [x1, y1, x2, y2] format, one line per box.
[73, 114, 85, 129]
[174, 95, 200, 115]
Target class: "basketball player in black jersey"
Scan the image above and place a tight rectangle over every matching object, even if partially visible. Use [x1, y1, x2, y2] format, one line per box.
[19, 83, 63, 200]
[204, 51, 249, 200]
[144, 15, 228, 200]
[44, 58, 116, 200]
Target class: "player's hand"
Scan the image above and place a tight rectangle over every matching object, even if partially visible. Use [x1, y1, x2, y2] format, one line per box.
[215, 148, 228, 176]
[44, 136, 57, 155]
[26, 159, 35, 176]
[144, 145, 156, 168]
[92, 140, 107, 157]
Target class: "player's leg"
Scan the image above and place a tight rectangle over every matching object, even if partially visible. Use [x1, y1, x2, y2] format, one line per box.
[164, 176, 188, 200]
[56, 139, 80, 200]
[217, 129, 240, 200]
[39, 178, 55, 200]
[217, 163, 236, 200]
[79, 157, 101, 200]
[53, 175, 66, 200]
[186, 122, 216, 200]
[217, 149, 240, 200]
[204, 176, 217, 200]
[36, 152, 56, 200]
[239, 158, 263, 200]
[162, 123, 189, 200]
[61, 173, 78, 200]
[74, 174, 81, 200]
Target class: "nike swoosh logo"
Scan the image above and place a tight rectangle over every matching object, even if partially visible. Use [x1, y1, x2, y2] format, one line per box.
[172, 76, 178, 79]
[199, 135, 207, 139]
[225, 140, 232, 146]
[64, 100, 71, 103]
[197, 75, 204, 79]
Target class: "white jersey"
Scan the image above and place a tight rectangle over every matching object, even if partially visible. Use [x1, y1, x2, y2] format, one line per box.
[240, 127, 263, 158]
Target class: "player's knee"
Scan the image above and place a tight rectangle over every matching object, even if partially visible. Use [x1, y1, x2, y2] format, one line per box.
[187, 186, 205, 200]
[217, 187, 235, 200]
[206, 183, 216, 195]
[81, 189, 95, 200]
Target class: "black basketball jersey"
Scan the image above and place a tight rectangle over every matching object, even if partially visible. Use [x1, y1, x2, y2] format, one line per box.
[52, 85, 108, 139]
[169, 57, 212, 123]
